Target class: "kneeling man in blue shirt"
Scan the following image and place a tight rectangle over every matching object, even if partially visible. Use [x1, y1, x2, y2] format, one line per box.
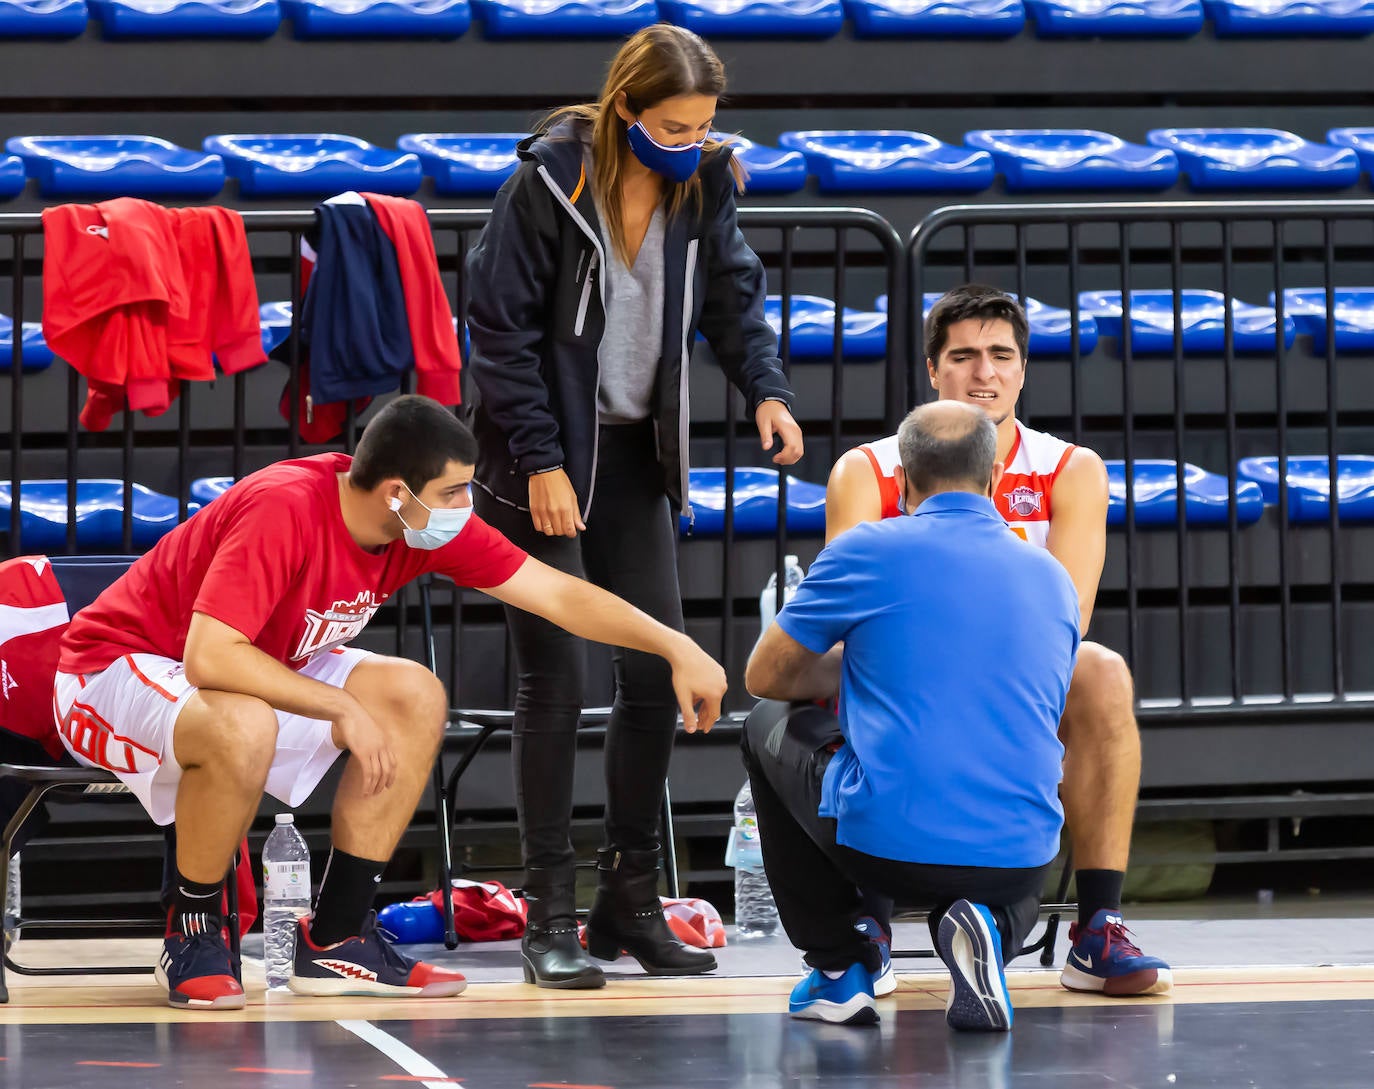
[744, 400, 1080, 1028]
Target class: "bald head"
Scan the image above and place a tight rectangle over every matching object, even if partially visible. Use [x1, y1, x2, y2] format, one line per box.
[896, 400, 998, 501]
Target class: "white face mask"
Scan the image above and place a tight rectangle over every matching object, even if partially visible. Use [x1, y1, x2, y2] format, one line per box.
[389, 484, 473, 550]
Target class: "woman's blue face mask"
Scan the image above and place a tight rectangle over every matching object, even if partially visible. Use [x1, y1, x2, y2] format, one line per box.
[626, 120, 704, 184]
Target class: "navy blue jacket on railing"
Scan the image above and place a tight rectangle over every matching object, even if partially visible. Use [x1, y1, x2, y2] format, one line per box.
[464, 117, 795, 521]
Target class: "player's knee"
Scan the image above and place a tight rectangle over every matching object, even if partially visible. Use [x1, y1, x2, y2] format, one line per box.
[208, 696, 278, 779]
[384, 659, 449, 749]
[1067, 642, 1137, 730]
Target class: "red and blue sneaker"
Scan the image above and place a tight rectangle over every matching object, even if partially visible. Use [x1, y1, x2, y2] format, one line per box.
[854, 915, 896, 998]
[155, 925, 245, 1011]
[288, 912, 468, 998]
[1060, 909, 1173, 996]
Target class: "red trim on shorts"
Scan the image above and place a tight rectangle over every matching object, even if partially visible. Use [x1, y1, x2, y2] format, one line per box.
[62, 699, 161, 774]
[122, 655, 179, 703]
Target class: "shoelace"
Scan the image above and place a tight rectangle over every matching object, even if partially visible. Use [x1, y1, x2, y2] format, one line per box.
[174, 931, 236, 974]
[359, 913, 417, 976]
[1101, 921, 1145, 960]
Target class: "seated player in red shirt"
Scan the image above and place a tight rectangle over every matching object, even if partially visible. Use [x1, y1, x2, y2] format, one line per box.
[54, 395, 727, 1011]
[825, 286, 1171, 998]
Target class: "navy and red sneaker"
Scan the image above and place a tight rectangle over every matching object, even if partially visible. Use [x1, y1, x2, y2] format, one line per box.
[288, 912, 468, 998]
[1060, 909, 1173, 996]
[854, 915, 897, 998]
[155, 925, 245, 1011]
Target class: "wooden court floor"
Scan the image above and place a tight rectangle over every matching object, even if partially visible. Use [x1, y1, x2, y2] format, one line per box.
[2, 940, 1373, 1089]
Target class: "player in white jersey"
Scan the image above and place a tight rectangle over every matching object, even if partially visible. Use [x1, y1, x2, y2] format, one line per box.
[827, 285, 1171, 998]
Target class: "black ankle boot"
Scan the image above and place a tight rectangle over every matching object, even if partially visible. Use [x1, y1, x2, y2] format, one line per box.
[583, 846, 717, 975]
[520, 866, 604, 990]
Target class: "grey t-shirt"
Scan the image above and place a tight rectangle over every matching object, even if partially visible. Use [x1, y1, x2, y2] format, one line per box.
[592, 171, 666, 425]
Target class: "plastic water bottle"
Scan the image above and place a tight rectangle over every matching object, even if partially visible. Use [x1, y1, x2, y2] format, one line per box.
[3, 852, 19, 952]
[262, 814, 312, 990]
[730, 780, 779, 938]
[758, 554, 805, 632]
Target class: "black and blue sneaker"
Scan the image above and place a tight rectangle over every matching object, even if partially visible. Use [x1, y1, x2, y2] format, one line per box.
[288, 911, 467, 998]
[936, 899, 1012, 1032]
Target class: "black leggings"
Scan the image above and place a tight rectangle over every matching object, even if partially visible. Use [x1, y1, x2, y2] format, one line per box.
[474, 421, 685, 872]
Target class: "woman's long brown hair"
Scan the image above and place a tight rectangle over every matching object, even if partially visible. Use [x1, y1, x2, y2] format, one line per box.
[542, 24, 745, 268]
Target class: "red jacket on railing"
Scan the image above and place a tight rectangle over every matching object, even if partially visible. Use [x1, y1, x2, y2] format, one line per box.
[362, 192, 463, 406]
[41, 199, 266, 432]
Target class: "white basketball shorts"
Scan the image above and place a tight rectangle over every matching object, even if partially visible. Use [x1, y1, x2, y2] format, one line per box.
[52, 646, 371, 826]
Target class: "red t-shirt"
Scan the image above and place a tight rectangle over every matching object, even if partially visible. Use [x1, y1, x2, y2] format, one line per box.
[59, 452, 527, 675]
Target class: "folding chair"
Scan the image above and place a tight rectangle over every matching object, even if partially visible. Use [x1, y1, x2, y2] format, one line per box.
[0, 556, 240, 1003]
[418, 573, 680, 950]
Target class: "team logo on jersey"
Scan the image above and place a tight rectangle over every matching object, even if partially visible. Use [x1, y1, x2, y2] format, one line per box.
[1003, 484, 1044, 518]
[293, 591, 384, 661]
[0, 660, 16, 699]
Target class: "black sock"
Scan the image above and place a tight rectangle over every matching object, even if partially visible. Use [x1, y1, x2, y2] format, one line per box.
[309, 848, 386, 946]
[171, 872, 223, 938]
[1075, 869, 1125, 928]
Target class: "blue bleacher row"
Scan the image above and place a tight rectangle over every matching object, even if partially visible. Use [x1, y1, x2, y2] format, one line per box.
[1, 0, 1372, 39]
[6, 127, 1374, 201]
[10, 287, 1374, 373]
[9, 287, 1374, 373]
[2, 459, 1369, 549]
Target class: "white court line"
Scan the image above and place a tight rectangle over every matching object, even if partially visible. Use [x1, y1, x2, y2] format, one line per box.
[336, 1019, 463, 1088]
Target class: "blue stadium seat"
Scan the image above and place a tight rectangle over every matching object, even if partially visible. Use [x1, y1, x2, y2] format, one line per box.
[1271, 288, 1374, 352]
[658, 0, 844, 37]
[469, 0, 656, 37]
[1238, 456, 1374, 523]
[0, 0, 89, 37]
[1202, 0, 1374, 34]
[6, 136, 226, 198]
[897, 292, 1100, 355]
[963, 129, 1179, 191]
[203, 134, 423, 197]
[846, 0, 1025, 37]
[0, 155, 25, 199]
[1146, 128, 1360, 190]
[258, 301, 294, 355]
[717, 135, 807, 194]
[88, 0, 280, 37]
[1325, 128, 1374, 179]
[1023, 0, 1202, 35]
[281, 0, 470, 37]
[1105, 460, 1263, 527]
[0, 316, 55, 371]
[680, 467, 827, 537]
[776, 130, 995, 193]
[0, 480, 181, 550]
[765, 295, 887, 359]
[190, 476, 233, 507]
[1079, 289, 1297, 354]
[396, 133, 523, 195]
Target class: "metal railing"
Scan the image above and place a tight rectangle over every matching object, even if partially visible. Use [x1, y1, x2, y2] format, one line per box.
[909, 199, 1374, 709]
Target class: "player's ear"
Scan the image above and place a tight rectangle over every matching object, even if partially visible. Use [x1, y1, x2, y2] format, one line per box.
[988, 460, 1005, 498]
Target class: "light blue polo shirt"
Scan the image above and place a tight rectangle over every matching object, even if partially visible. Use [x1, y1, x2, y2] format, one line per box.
[775, 491, 1079, 868]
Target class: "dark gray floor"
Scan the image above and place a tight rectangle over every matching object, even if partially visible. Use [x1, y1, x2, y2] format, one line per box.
[3, 998, 1372, 1089]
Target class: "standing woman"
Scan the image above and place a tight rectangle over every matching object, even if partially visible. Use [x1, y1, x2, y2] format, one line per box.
[466, 24, 804, 989]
